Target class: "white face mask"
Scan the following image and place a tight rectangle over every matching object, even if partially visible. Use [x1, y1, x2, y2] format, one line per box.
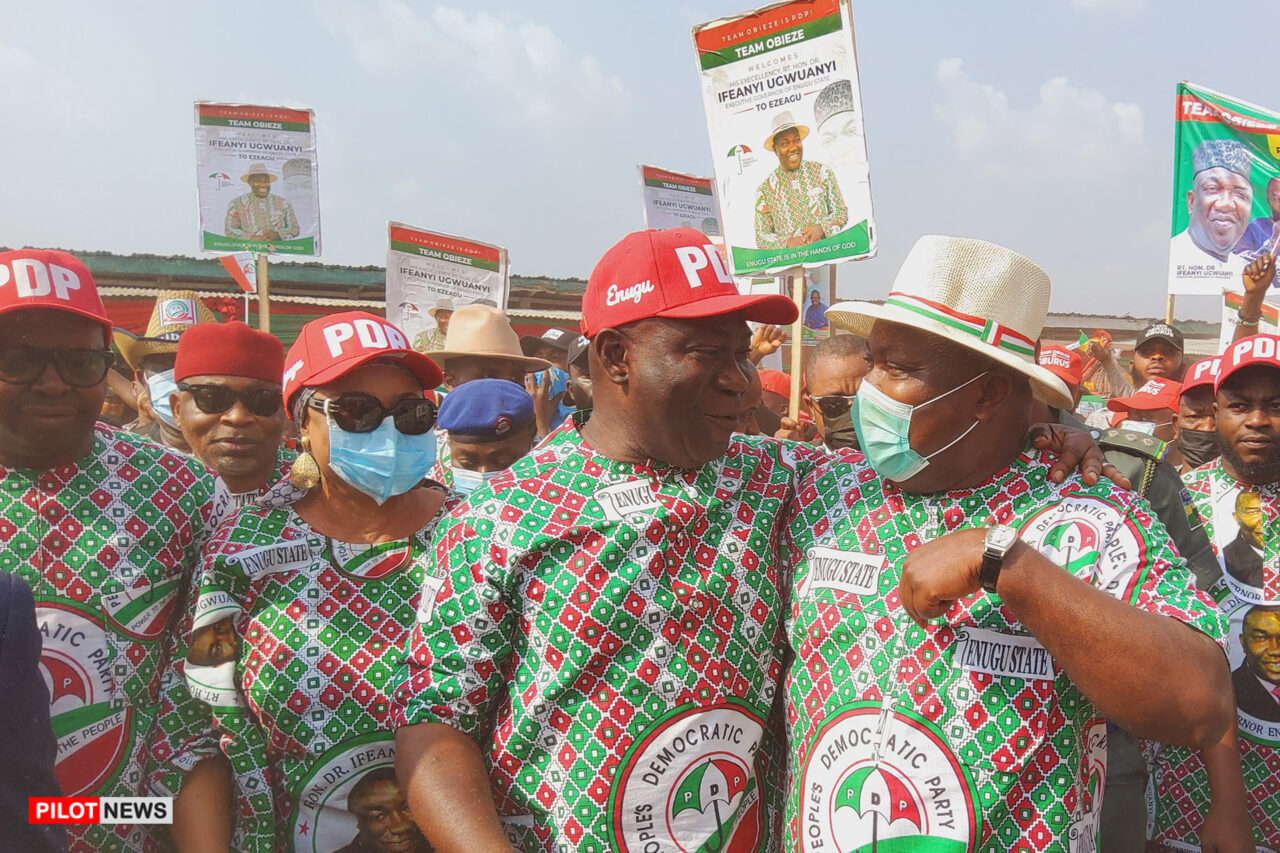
[452, 465, 501, 495]
[1119, 419, 1170, 436]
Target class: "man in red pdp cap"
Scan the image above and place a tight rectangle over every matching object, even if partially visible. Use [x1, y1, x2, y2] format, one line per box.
[172, 320, 295, 506]
[1106, 377, 1181, 446]
[394, 227, 822, 851]
[0, 250, 231, 852]
[1147, 336, 1280, 848]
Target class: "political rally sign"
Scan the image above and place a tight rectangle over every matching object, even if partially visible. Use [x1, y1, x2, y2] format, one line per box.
[1168, 83, 1280, 296]
[384, 222, 510, 353]
[638, 164, 722, 234]
[692, 0, 875, 276]
[194, 102, 321, 257]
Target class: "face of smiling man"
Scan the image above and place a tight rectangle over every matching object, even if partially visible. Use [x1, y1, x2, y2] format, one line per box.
[772, 127, 804, 172]
[1186, 166, 1252, 256]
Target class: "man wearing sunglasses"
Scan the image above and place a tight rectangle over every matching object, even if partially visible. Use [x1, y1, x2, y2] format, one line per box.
[172, 320, 294, 507]
[804, 332, 868, 451]
[0, 250, 231, 852]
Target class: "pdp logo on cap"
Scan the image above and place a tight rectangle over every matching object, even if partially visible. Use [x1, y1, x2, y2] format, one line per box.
[0, 249, 109, 327]
[319, 316, 409, 357]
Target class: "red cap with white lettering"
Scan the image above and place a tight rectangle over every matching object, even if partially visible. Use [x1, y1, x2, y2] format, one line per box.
[0, 249, 110, 330]
[580, 228, 798, 337]
[282, 311, 443, 415]
[1216, 334, 1280, 393]
[1106, 377, 1182, 413]
[1180, 356, 1221, 396]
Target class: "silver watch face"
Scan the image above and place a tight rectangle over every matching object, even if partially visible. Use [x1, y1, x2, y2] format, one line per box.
[985, 524, 1018, 554]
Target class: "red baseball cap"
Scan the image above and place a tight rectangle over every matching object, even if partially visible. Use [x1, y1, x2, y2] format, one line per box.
[758, 369, 791, 399]
[1106, 377, 1182, 413]
[283, 311, 443, 415]
[0, 249, 109, 330]
[1036, 345, 1083, 387]
[176, 321, 284, 385]
[1217, 334, 1280, 392]
[580, 228, 797, 336]
[1180, 356, 1221, 396]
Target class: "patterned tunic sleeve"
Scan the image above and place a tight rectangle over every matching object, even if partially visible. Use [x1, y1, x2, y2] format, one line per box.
[393, 511, 515, 742]
[1055, 486, 1227, 645]
[185, 518, 279, 852]
[754, 177, 785, 250]
[224, 196, 247, 239]
[815, 163, 848, 237]
[144, 470, 225, 798]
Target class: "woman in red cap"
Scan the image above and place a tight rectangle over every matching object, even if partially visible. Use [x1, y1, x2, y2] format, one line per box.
[174, 312, 456, 851]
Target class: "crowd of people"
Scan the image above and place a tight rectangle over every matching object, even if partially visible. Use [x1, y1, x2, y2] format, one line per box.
[0, 225, 1277, 853]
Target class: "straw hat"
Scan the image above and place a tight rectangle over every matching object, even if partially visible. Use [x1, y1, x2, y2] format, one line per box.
[113, 290, 219, 370]
[241, 163, 277, 183]
[826, 235, 1073, 410]
[423, 304, 552, 371]
[764, 111, 809, 151]
[428, 297, 455, 319]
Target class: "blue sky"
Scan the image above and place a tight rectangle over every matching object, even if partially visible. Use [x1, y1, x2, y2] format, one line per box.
[0, 0, 1269, 318]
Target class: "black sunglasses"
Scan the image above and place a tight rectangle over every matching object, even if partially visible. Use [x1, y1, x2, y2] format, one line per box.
[0, 345, 114, 388]
[807, 393, 858, 418]
[178, 383, 282, 417]
[308, 393, 436, 435]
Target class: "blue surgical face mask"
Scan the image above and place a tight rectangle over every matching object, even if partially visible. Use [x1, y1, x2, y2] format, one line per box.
[147, 369, 179, 428]
[451, 465, 501, 496]
[852, 371, 988, 482]
[326, 414, 438, 505]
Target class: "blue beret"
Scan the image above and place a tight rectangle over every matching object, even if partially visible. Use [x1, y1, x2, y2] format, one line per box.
[438, 378, 535, 442]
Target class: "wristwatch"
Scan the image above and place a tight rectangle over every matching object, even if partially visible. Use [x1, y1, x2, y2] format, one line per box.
[980, 525, 1019, 594]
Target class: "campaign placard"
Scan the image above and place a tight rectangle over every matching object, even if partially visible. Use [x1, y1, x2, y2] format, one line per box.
[384, 222, 510, 353]
[638, 164, 722, 234]
[1168, 83, 1280, 296]
[194, 102, 321, 256]
[692, 0, 876, 276]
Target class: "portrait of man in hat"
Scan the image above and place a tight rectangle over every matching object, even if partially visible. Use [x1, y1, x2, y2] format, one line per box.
[754, 109, 848, 250]
[224, 162, 300, 243]
[1169, 139, 1252, 281]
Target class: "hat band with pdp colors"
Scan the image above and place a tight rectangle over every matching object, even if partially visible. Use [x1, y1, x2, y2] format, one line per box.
[114, 290, 220, 370]
[283, 311, 443, 412]
[826, 235, 1072, 410]
[0, 249, 110, 330]
[581, 228, 796, 337]
[1216, 334, 1280, 393]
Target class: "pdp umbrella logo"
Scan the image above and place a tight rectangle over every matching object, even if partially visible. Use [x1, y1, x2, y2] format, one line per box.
[1021, 497, 1146, 601]
[36, 603, 132, 796]
[610, 703, 765, 853]
[799, 703, 975, 853]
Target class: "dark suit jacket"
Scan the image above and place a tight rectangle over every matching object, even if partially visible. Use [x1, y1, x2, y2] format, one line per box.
[1224, 534, 1264, 590]
[0, 570, 66, 852]
[1233, 662, 1280, 724]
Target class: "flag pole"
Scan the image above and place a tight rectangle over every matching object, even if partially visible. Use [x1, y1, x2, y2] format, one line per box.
[256, 251, 271, 333]
[789, 268, 804, 420]
[1165, 293, 1175, 325]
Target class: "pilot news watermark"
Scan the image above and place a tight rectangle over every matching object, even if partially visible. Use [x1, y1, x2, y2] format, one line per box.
[29, 797, 173, 825]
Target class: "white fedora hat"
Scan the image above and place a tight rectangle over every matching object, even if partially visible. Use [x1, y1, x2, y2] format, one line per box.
[827, 235, 1073, 410]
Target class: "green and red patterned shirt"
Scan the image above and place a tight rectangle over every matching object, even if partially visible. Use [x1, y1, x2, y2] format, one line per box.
[394, 418, 826, 852]
[224, 192, 299, 241]
[785, 447, 1224, 853]
[0, 424, 222, 853]
[1148, 458, 1280, 849]
[182, 482, 457, 852]
[753, 160, 848, 250]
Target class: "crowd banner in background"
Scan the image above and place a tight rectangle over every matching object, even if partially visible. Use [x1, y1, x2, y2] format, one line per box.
[692, 0, 875, 276]
[194, 102, 321, 256]
[1168, 82, 1280, 296]
[1219, 289, 1280, 350]
[638, 164, 722, 234]
[384, 222, 510, 353]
